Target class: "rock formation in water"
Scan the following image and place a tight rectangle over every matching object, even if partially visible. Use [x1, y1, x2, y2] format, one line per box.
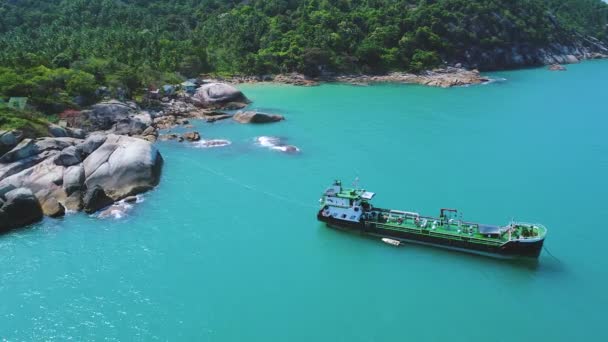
[0, 133, 163, 232]
[0, 187, 44, 233]
[192, 83, 249, 109]
[255, 136, 300, 154]
[233, 111, 285, 124]
[0, 82, 254, 232]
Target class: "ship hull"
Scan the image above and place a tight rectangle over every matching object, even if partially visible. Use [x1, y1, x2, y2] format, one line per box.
[318, 213, 544, 259]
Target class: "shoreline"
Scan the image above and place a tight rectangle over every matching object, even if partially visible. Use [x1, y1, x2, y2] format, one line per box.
[209, 54, 608, 88]
[211, 67, 490, 88]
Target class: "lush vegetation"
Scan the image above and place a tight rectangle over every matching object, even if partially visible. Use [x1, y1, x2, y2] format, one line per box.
[0, 106, 52, 136]
[0, 0, 606, 113]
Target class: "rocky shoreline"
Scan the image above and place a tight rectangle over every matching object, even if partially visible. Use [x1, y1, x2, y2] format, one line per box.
[0, 82, 260, 233]
[212, 50, 608, 88]
[212, 67, 490, 88]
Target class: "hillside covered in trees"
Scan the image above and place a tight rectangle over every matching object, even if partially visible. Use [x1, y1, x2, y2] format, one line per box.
[1, 0, 607, 113]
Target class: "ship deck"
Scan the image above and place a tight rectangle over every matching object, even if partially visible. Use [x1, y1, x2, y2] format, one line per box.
[367, 210, 546, 246]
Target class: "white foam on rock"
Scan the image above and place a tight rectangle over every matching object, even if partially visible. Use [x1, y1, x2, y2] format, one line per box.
[192, 139, 232, 148]
[255, 136, 300, 154]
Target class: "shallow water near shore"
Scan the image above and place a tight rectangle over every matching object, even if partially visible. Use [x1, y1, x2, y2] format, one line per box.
[2, 60, 608, 341]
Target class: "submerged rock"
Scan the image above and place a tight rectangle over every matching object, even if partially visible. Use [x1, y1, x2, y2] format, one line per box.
[233, 111, 284, 124]
[548, 64, 567, 71]
[255, 136, 300, 154]
[205, 114, 232, 123]
[193, 139, 232, 148]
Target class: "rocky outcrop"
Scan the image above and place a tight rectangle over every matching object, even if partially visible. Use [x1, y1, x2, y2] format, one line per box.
[83, 134, 163, 200]
[452, 35, 608, 71]
[233, 111, 284, 124]
[0, 134, 164, 231]
[78, 100, 155, 137]
[0, 137, 80, 164]
[273, 73, 319, 86]
[329, 68, 489, 88]
[48, 124, 85, 139]
[182, 132, 201, 142]
[0, 187, 43, 233]
[548, 64, 567, 71]
[192, 83, 249, 108]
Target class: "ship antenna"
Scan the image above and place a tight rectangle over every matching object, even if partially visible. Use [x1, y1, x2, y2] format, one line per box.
[353, 176, 360, 188]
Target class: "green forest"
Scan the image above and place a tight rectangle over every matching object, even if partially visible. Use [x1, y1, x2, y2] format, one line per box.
[0, 0, 607, 113]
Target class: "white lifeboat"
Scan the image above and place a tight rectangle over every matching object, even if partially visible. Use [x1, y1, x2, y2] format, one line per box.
[381, 238, 401, 247]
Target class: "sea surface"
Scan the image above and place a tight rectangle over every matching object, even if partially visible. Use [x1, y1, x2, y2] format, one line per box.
[2, 60, 608, 341]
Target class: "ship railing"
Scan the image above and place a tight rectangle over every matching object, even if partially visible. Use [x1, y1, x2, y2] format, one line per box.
[512, 221, 546, 229]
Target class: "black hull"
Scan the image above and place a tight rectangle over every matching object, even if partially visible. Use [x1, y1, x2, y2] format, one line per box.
[318, 213, 544, 259]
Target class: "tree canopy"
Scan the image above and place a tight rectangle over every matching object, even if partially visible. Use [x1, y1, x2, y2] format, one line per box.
[0, 0, 606, 112]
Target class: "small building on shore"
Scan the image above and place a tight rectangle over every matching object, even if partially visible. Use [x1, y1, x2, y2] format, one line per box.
[7, 97, 28, 110]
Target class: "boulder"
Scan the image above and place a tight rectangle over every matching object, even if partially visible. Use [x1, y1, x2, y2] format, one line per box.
[0, 130, 19, 146]
[132, 112, 153, 126]
[142, 126, 157, 137]
[192, 83, 249, 108]
[64, 191, 84, 212]
[68, 128, 86, 139]
[123, 196, 138, 203]
[49, 124, 69, 137]
[154, 115, 177, 129]
[0, 137, 80, 163]
[54, 146, 82, 166]
[0, 188, 43, 233]
[77, 134, 107, 156]
[158, 134, 179, 141]
[182, 132, 201, 142]
[83, 135, 163, 200]
[80, 100, 136, 131]
[63, 165, 85, 195]
[41, 197, 66, 218]
[0, 150, 58, 180]
[564, 55, 579, 64]
[113, 119, 147, 136]
[233, 111, 285, 124]
[0, 130, 23, 156]
[139, 135, 157, 143]
[83, 185, 114, 214]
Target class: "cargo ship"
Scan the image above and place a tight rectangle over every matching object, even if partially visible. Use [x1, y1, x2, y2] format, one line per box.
[317, 180, 547, 259]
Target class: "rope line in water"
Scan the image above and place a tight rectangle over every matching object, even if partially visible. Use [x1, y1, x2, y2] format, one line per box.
[199, 165, 317, 209]
[543, 246, 562, 263]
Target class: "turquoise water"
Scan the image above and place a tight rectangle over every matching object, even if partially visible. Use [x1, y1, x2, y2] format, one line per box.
[2, 60, 608, 341]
